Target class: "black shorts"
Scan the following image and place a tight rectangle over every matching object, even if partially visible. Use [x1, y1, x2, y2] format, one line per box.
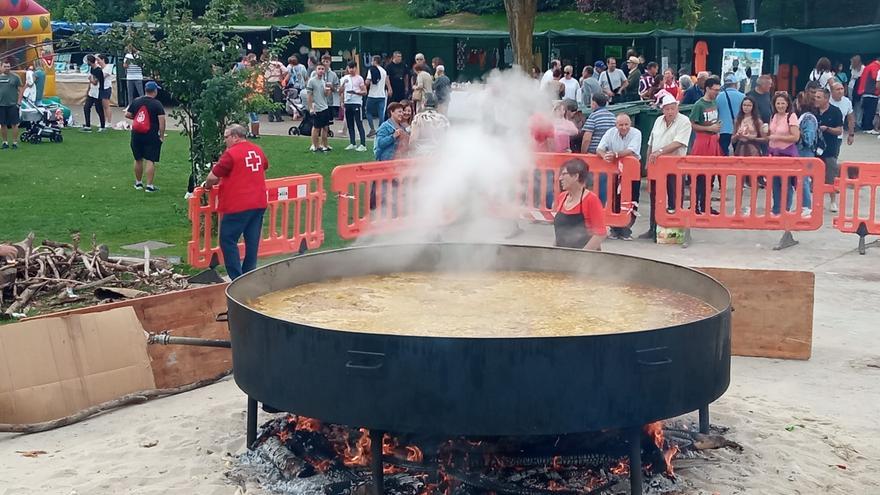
[0, 105, 19, 127]
[100, 87, 112, 100]
[328, 105, 339, 122]
[313, 108, 331, 129]
[131, 136, 162, 163]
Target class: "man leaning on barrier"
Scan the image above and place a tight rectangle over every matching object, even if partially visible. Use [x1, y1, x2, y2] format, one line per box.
[640, 94, 693, 242]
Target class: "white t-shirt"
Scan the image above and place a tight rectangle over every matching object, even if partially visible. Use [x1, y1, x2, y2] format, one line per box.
[830, 96, 853, 140]
[809, 69, 833, 89]
[367, 66, 387, 98]
[341, 74, 366, 105]
[561, 77, 579, 101]
[124, 53, 143, 80]
[540, 69, 554, 88]
[599, 69, 627, 94]
[102, 64, 114, 90]
[849, 65, 863, 94]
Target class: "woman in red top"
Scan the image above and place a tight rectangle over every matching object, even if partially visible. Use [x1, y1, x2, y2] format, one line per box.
[553, 159, 607, 251]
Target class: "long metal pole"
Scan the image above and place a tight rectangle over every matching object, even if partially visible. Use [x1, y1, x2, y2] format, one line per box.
[629, 427, 642, 495]
[699, 404, 710, 434]
[370, 429, 384, 495]
[247, 397, 258, 449]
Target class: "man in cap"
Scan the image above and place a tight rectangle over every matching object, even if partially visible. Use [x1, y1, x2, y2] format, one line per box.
[639, 94, 692, 241]
[593, 60, 607, 81]
[625, 57, 642, 102]
[125, 81, 166, 192]
[716, 73, 745, 156]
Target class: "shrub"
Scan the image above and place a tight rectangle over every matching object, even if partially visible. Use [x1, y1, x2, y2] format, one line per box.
[406, 0, 450, 18]
[452, 0, 504, 15]
[274, 0, 305, 15]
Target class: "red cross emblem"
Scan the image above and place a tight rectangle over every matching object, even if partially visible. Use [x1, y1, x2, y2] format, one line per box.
[245, 150, 262, 172]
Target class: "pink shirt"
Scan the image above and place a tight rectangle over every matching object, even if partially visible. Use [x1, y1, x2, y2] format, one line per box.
[768, 113, 798, 150]
[552, 118, 579, 152]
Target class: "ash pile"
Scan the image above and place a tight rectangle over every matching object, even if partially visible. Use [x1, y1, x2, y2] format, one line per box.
[227, 415, 742, 495]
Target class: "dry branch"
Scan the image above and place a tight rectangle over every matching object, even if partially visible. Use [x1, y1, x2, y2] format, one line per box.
[0, 371, 232, 434]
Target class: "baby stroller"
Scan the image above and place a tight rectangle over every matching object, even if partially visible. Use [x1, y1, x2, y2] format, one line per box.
[287, 88, 334, 137]
[19, 101, 64, 144]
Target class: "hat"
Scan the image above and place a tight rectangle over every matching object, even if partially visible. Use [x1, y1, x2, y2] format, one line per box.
[594, 60, 607, 70]
[627, 56, 640, 64]
[436, 65, 445, 72]
[659, 93, 678, 108]
[424, 93, 438, 108]
[723, 72, 737, 85]
[562, 98, 579, 112]
[145, 81, 161, 92]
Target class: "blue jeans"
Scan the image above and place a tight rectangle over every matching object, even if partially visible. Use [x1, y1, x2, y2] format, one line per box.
[771, 177, 812, 215]
[219, 208, 265, 280]
[365, 97, 386, 132]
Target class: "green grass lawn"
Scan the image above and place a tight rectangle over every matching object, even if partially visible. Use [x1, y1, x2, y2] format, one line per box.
[253, 0, 678, 32]
[1, 130, 365, 264]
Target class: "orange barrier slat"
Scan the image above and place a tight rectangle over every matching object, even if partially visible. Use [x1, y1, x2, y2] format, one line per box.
[649, 155, 825, 231]
[834, 162, 880, 235]
[330, 153, 640, 239]
[187, 174, 326, 268]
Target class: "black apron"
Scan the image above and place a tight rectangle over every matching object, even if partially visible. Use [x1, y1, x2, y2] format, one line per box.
[553, 189, 591, 249]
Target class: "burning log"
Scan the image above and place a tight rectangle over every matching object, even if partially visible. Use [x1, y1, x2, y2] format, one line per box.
[259, 436, 317, 479]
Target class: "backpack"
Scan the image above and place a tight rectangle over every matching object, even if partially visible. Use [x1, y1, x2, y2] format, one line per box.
[132, 103, 152, 134]
[797, 112, 822, 157]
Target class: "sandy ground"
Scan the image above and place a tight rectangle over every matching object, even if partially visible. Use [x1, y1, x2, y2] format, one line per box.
[2, 133, 879, 495]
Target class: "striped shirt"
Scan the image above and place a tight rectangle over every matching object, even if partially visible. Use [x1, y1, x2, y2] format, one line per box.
[582, 107, 616, 153]
[125, 53, 143, 80]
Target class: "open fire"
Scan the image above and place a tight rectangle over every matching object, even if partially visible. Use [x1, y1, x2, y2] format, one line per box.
[232, 415, 715, 495]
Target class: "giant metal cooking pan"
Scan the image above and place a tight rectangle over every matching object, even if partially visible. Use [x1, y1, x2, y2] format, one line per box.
[226, 244, 731, 436]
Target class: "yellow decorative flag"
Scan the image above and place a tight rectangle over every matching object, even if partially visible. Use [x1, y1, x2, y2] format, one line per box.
[310, 31, 332, 49]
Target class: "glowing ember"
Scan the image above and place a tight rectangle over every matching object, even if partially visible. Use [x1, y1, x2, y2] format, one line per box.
[610, 459, 629, 476]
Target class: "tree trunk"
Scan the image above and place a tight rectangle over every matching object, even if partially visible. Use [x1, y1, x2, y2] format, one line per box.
[504, 0, 538, 72]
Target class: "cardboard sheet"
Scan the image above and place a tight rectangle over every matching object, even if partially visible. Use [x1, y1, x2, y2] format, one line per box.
[0, 307, 155, 425]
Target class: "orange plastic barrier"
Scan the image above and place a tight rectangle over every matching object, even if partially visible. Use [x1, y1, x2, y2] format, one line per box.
[522, 153, 640, 227]
[331, 154, 641, 240]
[833, 162, 880, 255]
[649, 155, 825, 231]
[187, 174, 326, 268]
[331, 159, 420, 240]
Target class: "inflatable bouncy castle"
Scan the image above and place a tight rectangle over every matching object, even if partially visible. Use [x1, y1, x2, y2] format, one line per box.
[0, 0, 56, 97]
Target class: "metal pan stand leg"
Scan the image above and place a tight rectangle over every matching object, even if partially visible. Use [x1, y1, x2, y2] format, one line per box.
[371, 429, 385, 495]
[247, 397, 258, 449]
[629, 427, 643, 495]
[699, 404, 710, 434]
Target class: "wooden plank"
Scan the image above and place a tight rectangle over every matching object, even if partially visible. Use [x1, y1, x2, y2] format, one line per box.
[697, 267, 814, 360]
[26, 284, 233, 388]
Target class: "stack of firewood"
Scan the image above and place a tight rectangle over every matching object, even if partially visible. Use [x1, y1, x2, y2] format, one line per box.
[1, 233, 190, 318]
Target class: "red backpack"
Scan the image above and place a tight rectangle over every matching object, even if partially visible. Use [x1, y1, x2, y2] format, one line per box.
[132, 104, 152, 134]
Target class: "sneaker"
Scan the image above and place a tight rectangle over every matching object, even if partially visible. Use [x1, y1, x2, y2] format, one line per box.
[1, 142, 7, 149]
[320, 147, 330, 152]
[11, 142, 17, 149]
[325, 145, 333, 151]
[666, 207, 675, 215]
[367, 130, 377, 138]
[134, 181, 144, 190]
[80, 126, 92, 133]
[620, 234, 633, 241]
[830, 200, 838, 213]
[97, 127, 107, 133]
[801, 208, 812, 217]
[356, 145, 367, 152]
[866, 129, 879, 135]
[345, 144, 357, 150]
[309, 145, 317, 152]
[145, 185, 159, 193]
[607, 233, 620, 240]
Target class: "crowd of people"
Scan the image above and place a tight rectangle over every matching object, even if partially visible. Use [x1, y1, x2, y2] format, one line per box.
[535, 53, 878, 250]
[230, 49, 452, 154]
